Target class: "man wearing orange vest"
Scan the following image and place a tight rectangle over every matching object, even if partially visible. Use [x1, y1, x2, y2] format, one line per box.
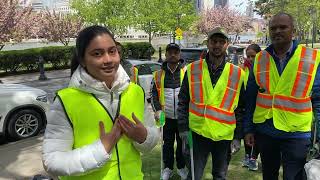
[244, 13, 320, 180]
[151, 43, 188, 180]
[177, 27, 245, 180]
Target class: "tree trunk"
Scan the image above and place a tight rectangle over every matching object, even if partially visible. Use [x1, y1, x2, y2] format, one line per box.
[234, 33, 239, 45]
[148, 31, 152, 44]
[0, 44, 4, 51]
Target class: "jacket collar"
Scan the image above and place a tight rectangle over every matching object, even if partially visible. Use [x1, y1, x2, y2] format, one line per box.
[69, 65, 130, 96]
[265, 40, 299, 62]
[161, 59, 185, 72]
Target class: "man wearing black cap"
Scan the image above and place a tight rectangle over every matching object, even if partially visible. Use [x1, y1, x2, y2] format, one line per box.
[177, 27, 245, 180]
[151, 43, 188, 180]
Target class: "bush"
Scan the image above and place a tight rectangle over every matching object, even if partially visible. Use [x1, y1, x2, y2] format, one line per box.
[0, 42, 153, 75]
[123, 42, 155, 59]
[0, 46, 74, 75]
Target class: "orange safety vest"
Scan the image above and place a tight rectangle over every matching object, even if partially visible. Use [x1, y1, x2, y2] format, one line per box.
[130, 66, 139, 84]
[153, 66, 186, 109]
[253, 45, 320, 132]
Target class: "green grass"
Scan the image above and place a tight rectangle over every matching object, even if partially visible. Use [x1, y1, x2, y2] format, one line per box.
[142, 143, 283, 180]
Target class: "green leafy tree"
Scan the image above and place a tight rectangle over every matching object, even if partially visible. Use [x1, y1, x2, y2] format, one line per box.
[254, 0, 320, 43]
[133, 0, 166, 43]
[134, 0, 197, 43]
[161, 0, 198, 42]
[71, 0, 135, 35]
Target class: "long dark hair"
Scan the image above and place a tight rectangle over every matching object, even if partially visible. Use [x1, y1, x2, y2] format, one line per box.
[70, 25, 116, 76]
[246, 44, 261, 53]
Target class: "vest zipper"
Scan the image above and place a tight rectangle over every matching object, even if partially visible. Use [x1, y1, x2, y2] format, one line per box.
[173, 89, 176, 118]
[93, 93, 122, 179]
[110, 92, 113, 113]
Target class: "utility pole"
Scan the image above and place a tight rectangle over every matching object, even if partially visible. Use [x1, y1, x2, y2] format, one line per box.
[177, 14, 181, 45]
[280, 0, 285, 11]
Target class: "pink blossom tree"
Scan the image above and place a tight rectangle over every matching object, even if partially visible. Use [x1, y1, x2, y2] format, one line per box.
[0, 0, 33, 50]
[197, 7, 252, 43]
[37, 10, 84, 46]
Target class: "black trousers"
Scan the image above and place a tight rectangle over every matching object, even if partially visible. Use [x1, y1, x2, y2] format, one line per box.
[256, 133, 310, 180]
[244, 139, 260, 159]
[163, 118, 186, 170]
[184, 132, 231, 180]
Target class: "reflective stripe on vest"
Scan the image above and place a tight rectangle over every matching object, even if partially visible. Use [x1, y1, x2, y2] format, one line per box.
[153, 66, 186, 109]
[253, 45, 320, 132]
[189, 103, 236, 124]
[57, 83, 144, 180]
[256, 51, 271, 93]
[291, 47, 317, 97]
[130, 67, 138, 83]
[187, 59, 244, 141]
[220, 64, 242, 111]
[190, 60, 204, 104]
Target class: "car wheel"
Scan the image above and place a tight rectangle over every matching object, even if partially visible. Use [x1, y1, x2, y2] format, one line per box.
[7, 109, 42, 140]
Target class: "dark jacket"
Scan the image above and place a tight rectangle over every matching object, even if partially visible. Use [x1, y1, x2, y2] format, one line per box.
[177, 54, 245, 139]
[151, 59, 185, 117]
[243, 40, 320, 139]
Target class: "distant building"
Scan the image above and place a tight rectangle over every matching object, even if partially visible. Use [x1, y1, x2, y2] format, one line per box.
[196, 0, 213, 12]
[26, 0, 45, 12]
[19, 0, 32, 7]
[53, 0, 73, 14]
[214, 0, 228, 8]
[246, 1, 254, 18]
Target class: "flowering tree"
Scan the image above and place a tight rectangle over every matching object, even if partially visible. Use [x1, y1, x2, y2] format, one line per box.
[197, 7, 251, 43]
[37, 10, 84, 46]
[0, 0, 33, 50]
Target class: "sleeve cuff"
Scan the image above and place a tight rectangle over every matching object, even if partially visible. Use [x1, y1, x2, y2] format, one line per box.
[133, 126, 159, 153]
[92, 140, 112, 167]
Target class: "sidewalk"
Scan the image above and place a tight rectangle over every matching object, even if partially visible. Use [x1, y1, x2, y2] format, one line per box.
[0, 136, 48, 180]
[0, 69, 70, 180]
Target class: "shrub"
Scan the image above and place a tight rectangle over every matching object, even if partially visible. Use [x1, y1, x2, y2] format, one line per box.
[0, 42, 153, 75]
[123, 42, 155, 59]
[0, 46, 74, 75]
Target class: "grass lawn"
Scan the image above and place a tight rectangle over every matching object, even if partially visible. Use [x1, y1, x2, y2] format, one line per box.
[141, 143, 283, 180]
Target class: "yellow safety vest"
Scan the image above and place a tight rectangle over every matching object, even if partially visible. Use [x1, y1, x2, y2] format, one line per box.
[57, 83, 145, 180]
[153, 66, 187, 109]
[253, 45, 320, 132]
[130, 67, 139, 84]
[187, 59, 245, 141]
[243, 66, 250, 88]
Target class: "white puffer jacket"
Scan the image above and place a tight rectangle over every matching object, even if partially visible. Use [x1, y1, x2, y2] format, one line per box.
[42, 66, 159, 176]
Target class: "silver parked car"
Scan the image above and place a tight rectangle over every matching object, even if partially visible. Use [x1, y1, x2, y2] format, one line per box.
[122, 59, 162, 102]
[0, 83, 50, 140]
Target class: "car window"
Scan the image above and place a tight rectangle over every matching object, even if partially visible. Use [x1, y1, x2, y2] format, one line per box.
[136, 63, 161, 75]
[136, 64, 152, 75]
[181, 50, 206, 64]
[148, 64, 161, 72]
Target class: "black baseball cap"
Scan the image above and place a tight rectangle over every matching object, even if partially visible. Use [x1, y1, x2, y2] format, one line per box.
[166, 43, 180, 51]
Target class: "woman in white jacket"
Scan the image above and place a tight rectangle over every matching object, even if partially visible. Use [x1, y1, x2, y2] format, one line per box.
[42, 25, 159, 180]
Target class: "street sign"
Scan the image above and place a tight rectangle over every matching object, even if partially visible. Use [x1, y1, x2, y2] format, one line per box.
[175, 35, 183, 40]
[175, 28, 183, 36]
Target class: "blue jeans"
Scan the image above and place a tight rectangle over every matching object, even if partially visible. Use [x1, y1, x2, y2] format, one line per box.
[256, 133, 310, 180]
[184, 132, 231, 180]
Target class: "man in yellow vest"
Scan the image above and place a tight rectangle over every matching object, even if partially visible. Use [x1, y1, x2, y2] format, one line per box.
[177, 27, 245, 180]
[151, 43, 188, 180]
[243, 13, 320, 180]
